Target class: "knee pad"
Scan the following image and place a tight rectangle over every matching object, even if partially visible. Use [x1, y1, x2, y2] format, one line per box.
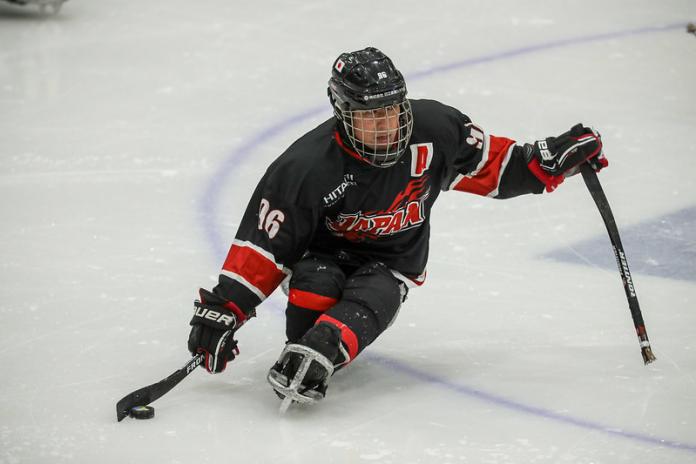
[289, 257, 346, 308]
[341, 262, 403, 332]
[285, 257, 346, 343]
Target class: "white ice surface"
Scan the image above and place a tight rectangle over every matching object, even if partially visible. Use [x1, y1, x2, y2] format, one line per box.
[1, 1, 696, 463]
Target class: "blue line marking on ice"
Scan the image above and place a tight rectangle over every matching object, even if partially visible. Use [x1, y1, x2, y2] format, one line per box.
[406, 22, 686, 80]
[199, 22, 695, 453]
[544, 205, 696, 282]
[199, 105, 328, 260]
[365, 351, 696, 452]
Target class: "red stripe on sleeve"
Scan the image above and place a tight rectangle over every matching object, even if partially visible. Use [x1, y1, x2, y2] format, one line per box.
[316, 314, 359, 361]
[223, 301, 248, 324]
[526, 157, 564, 192]
[222, 244, 285, 298]
[289, 289, 338, 311]
[452, 135, 515, 196]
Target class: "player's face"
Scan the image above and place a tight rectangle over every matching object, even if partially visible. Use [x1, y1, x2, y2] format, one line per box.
[351, 104, 401, 150]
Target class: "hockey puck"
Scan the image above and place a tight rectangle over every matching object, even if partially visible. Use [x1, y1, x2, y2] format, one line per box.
[129, 405, 155, 420]
[688, 22, 696, 34]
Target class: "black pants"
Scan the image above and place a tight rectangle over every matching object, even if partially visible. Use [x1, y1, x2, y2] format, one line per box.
[285, 255, 405, 362]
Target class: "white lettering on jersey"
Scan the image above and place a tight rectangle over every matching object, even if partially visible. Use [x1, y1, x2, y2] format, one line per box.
[258, 198, 285, 239]
[465, 123, 485, 150]
[323, 174, 357, 207]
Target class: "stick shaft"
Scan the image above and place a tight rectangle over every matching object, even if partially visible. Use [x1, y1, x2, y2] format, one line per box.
[579, 164, 655, 364]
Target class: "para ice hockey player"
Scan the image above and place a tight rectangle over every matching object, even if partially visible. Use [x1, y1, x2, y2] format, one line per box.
[187, 47, 607, 408]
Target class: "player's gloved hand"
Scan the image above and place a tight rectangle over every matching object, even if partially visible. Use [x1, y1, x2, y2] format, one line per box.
[524, 123, 607, 192]
[188, 289, 248, 373]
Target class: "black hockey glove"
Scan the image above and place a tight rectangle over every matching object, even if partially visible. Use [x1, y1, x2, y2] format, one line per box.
[187, 289, 248, 373]
[525, 123, 607, 192]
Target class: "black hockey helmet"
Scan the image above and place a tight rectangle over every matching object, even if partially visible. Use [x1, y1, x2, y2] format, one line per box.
[328, 47, 413, 168]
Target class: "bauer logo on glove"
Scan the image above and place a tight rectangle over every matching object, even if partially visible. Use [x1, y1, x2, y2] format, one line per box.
[193, 305, 237, 327]
[187, 292, 249, 374]
[525, 123, 607, 192]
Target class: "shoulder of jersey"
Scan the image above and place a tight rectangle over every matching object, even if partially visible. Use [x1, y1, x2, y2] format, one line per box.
[262, 118, 344, 206]
[410, 98, 472, 132]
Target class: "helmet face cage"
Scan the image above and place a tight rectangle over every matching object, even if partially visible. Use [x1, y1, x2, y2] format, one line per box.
[335, 99, 414, 168]
[328, 47, 414, 168]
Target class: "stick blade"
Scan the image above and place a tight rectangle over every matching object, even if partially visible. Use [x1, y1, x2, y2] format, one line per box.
[116, 386, 153, 421]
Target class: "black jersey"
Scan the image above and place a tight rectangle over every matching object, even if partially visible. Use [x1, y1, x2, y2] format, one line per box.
[209, 99, 544, 315]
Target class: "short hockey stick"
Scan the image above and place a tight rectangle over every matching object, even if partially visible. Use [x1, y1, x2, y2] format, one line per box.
[579, 163, 656, 364]
[116, 352, 205, 421]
